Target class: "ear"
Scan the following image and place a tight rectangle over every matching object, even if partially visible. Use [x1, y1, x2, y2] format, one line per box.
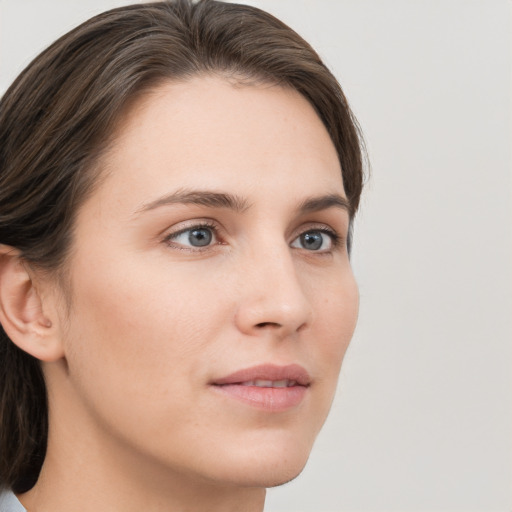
[0, 245, 64, 362]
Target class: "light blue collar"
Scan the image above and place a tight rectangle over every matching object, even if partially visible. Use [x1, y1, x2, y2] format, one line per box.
[0, 489, 26, 512]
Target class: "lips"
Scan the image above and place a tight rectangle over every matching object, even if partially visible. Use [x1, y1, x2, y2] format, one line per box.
[212, 364, 311, 387]
[211, 364, 310, 412]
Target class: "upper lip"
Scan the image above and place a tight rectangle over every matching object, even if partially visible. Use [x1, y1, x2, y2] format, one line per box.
[212, 364, 311, 387]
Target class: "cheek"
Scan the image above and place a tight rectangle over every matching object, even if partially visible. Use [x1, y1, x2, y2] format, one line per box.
[62, 257, 225, 410]
[325, 281, 359, 358]
[308, 267, 359, 384]
[59, 258, 238, 470]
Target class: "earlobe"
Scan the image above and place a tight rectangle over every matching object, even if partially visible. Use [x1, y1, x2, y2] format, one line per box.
[0, 245, 64, 362]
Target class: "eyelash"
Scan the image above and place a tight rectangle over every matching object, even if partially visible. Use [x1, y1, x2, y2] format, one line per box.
[301, 227, 342, 250]
[163, 221, 220, 250]
[163, 222, 343, 253]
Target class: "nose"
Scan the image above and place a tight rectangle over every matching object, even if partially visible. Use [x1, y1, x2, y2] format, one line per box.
[234, 244, 312, 339]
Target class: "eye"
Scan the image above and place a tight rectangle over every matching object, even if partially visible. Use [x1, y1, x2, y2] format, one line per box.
[290, 229, 337, 251]
[165, 224, 217, 248]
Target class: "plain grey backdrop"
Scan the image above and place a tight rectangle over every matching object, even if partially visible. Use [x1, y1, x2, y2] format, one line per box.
[1, 1, 511, 511]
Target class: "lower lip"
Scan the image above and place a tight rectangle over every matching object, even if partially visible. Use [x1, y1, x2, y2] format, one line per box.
[211, 384, 308, 412]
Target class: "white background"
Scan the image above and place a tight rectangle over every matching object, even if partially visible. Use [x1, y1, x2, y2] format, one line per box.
[1, 1, 511, 511]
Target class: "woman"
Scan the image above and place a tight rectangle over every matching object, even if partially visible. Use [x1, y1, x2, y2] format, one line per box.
[0, 1, 364, 510]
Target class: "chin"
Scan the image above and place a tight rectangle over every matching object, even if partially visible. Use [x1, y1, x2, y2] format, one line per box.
[261, 463, 309, 489]
[209, 440, 313, 489]
[221, 461, 309, 489]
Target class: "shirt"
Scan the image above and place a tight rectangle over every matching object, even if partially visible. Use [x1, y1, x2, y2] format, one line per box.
[0, 489, 26, 512]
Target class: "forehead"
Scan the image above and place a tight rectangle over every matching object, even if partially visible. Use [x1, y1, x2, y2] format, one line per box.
[90, 75, 345, 214]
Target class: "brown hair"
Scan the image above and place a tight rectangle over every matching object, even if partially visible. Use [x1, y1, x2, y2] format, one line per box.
[0, 0, 365, 492]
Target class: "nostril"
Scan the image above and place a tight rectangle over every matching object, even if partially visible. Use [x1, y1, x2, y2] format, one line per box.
[255, 322, 281, 329]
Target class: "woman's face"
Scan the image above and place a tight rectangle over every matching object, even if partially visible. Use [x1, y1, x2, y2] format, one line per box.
[51, 76, 359, 488]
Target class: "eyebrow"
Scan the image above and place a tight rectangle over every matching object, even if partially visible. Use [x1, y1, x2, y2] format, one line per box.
[296, 194, 351, 216]
[137, 189, 250, 214]
[136, 189, 350, 216]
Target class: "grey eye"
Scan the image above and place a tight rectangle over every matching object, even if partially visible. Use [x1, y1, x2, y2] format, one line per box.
[168, 226, 216, 248]
[188, 228, 213, 247]
[300, 232, 323, 250]
[291, 230, 332, 251]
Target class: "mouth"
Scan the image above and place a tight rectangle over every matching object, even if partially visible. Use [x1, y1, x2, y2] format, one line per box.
[210, 364, 311, 412]
[239, 379, 298, 388]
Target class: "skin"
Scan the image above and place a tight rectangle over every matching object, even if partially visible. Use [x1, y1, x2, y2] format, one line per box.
[15, 76, 359, 512]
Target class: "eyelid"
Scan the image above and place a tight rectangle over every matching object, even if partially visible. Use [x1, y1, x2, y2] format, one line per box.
[162, 219, 222, 250]
[291, 223, 344, 250]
